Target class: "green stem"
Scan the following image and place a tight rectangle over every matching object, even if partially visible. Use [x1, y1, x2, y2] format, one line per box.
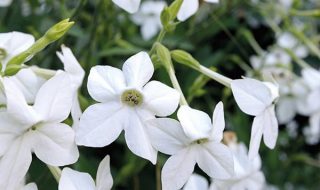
[149, 29, 167, 56]
[167, 65, 188, 106]
[284, 49, 310, 69]
[196, 65, 232, 88]
[47, 165, 62, 182]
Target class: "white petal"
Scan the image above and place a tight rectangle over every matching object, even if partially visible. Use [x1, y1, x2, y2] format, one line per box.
[23, 183, 38, 190]
[143, 81, 180, 117]
[30, 123, 79, 166]
[210, 102, 225, 142]
[0, 137, 32, 190]
[112, 0, 141, 13]
[76, 102, 125, 147]
[205, 0, 219, 3]
[196, 142, 234, 179]
[59, 168, 95, 190]
[248, 116, 264, 159]
[178, 106, 212, 141]
[141, 19, 159, 40]
[177, 0, 199, 21]
[57, 45, 85, 89]
[276, 97, 296, 124]
[231, 78, 273, 116]
[161, 148, 196, 190]
[71, 94, 82, 130]
[96, 155, 113, 190]
[147, 118, 190, 155]
[33, 73, 74, 123]
[262, 106, 278, 149]
[0, 0, 12, 6]
[87, 66, 126, 103]
[122, 51, 154, 88]
[183, 174, 209, 190]
[124, 109, 157, 164]
[302, 68, 320, 90]
[3, 77, 39, 125]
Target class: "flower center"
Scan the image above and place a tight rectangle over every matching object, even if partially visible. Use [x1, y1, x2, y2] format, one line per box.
[0, 48, 7, 61]
[194, 138, 209, 145]
[121, 89, 143, 107]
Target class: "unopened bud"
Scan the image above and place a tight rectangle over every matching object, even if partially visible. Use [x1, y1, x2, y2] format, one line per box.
[45, 18, 74, 42]
[171, 50, 200, 70]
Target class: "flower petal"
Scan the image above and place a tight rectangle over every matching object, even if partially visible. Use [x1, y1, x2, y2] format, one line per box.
[23, 183, 38, 190]
[183, 174, 209, 190]
[196, 142, 234, 179]
[210, 102, 225, 142]
[147, 118, 190, 155]
[76, 102, 125, 147]
[177, 106, 212, 141]
[262, 106, 278, 149]
[59, 168, 95, 190]
[112, 0, 141, 13]
[96, 155, 113, 190]
[124, 109, 157, 164]
[161, 148, 196, 190]
[140, 19, 159, 40]
[87, 65, 126, 103]
[231, 78, 273, 116]
[248, 115, 264, 159]
[122, 51, 154, 88]
[177, 0, 199, 21]
[30, 123, 79, 166]
[143, 81, 180, 117]
[302, 68, 320, 90]
[0, 136, 32, 190]
[33, 73, 74, 123]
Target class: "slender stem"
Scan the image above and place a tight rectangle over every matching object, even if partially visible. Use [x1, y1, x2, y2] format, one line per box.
[156, 162, 161, 190]
[197, 65, 232, 88]
[47, 165, 62, 182]
[284, 49, 310, 69]
[167, 66, 188, 106]
[149, 29, 167, 56]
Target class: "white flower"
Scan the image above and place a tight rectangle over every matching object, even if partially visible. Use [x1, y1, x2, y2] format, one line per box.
[59, 155, 113, 190]
[20, 183, 38, 190]
[76, 51, 180, 164]
[148, 102, 234, 190]
[177, 0, 219, 21]
[0, 0, 12, 7]
[211, 142, 266, 190]
[231, 78, 279, 159]
[303, 113, 320, 145]
[183, 174, 209, 190]
[0, 73, 79, 189]
[112, 0, 141, 13]
[277, 32, 308, 58]
[0, 32, 35, 71]
[56, 45, 85, 130]
[131, 1, 166, 40]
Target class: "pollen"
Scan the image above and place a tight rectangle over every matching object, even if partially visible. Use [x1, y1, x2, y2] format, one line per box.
[121, 89, 143, 107]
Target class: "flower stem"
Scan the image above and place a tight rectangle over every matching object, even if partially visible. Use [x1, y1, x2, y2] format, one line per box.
[195, 65, 232, 88]
[47, 165, 62, 182]
[167, 65, 188, 106]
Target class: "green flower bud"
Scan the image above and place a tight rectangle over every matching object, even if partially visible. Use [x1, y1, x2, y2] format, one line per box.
[44, 18, 74, 42]
[171, 50, 200, 70]
[4, 64, 22, 76]
[155, 43, 172, 70]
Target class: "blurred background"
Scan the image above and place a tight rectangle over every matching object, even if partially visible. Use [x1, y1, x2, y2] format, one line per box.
[1, 0, 320, 189]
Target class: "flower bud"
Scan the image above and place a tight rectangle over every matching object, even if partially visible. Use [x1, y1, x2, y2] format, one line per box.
[44, 18, 74, 42]
[171, 50, 200, 70]
[4, 64, 22, 76]
[155, 43, 172, 70]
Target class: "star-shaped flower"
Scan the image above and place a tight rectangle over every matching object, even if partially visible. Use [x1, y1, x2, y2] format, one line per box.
[76, 51, 180, 164]
[0, 73, 79, 189]
[148, 102, 234, 190]
[231, 78, 279, 159]
[112, 0, 141, 13]
[59, 155, 113, 190]
[177, 0, 219, 21]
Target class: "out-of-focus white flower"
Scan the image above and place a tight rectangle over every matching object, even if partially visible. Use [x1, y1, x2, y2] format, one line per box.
[148, 102, 234, 190]
[76, 51, 180, 164]
[0, 73, 79, 189]
[264, 48, 291, 66]
[303, 112, 320, 145]
[231, 78, 279, 159]
[183, 174, 209, 190]
[286, 121, 298, 138]
[211, 138, 266, 190]
[277, 32, 308, 58]
[112, 0, 141, 13]
[56, 45, 85, 130]
[131, 1, 166, 40]
[0, 32, 35, 71]
[177, 0, 219, 21]
[0, 0, 12, 7]
[59, 155, 113, 190]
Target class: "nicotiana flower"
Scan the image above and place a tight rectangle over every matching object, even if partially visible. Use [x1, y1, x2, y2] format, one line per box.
[277, 32, 308, 58]
[76, 51, 180, 164]
[59, 155, 113, 190]
[0, 73, 79, 189]
[211, 132, 266, 190]
[148, 102, 234, 190]
[131, 1, 166, 40]
[0, 31, 35, 71]
[56, 45, 85, 129]
[183, 174, 209, 190]
[177, 0, 219, 21]
[231, 78, 279, 159]
[112, 0, 141, 13]
[0, 0, 12, 7]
